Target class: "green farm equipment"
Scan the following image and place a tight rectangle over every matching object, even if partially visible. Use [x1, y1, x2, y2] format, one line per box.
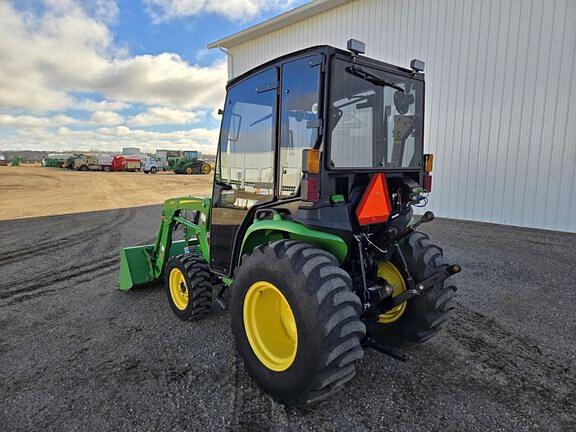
[10, 156, 23, 167]
[119, 41, 460, 406]
[168, 151, 211, 175]
[43, 158, 63, 168]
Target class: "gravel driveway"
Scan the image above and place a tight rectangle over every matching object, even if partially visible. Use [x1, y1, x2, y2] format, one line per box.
[1, 205, 574, 431]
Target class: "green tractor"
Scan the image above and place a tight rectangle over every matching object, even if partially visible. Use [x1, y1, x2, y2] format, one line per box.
[119, 41, 459, 406]
[10, 156, 23, 167]
[169, 151, 212, 175]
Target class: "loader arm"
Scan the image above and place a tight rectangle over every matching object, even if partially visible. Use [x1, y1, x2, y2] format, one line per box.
[118, 197, 211, 291]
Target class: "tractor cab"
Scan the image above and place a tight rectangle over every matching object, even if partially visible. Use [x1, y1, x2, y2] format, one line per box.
[210, 42, 430, 277]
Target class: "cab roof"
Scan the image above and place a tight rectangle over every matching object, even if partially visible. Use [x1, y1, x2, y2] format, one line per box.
[227, 45, 423, 88]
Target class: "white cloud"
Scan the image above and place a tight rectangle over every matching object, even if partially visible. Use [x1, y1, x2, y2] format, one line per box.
[76, 99, 130, 112]
[0, 1, 229, 154]
[94, 55, 227, 109]
[0, 2, 227, 113]
[145, 0, 297, 23]
[5, 125, 220, 154]
[127, 106, 204, 127]
[85, 0, 120, 24]
[0, 114, 79, 128]
[89, 111, 124, 125]
[97, 125, 132, 136]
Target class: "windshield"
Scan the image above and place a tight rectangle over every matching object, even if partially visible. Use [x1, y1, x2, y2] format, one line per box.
[329, 58, 423, 169]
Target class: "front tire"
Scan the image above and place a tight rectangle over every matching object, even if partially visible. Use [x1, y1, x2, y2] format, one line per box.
[150, 166, 158, 174]
[367, 231, 456, 348]
[231, 240, 365, 406]
[164, 255, 212, 321]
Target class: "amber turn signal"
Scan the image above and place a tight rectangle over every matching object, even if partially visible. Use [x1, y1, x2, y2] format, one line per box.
[302, 149, 320, 174]
[423, 153, 433, 173]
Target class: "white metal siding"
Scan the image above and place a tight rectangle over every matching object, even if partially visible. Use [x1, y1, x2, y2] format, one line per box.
[227, 0, 576, 232]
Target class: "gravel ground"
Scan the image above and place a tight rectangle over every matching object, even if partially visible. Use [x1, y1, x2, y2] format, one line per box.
[1, 205, 575, 431]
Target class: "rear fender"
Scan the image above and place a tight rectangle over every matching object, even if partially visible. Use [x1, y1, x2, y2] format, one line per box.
[239, 217, 348, 264]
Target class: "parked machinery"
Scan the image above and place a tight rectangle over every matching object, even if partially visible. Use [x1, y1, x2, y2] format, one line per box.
[168, 151, 212, 175]
[141, 156, 164, 174]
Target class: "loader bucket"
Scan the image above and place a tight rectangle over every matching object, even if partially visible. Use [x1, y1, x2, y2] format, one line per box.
[118, 240, 188, 291]
[118, 245, 155, 291]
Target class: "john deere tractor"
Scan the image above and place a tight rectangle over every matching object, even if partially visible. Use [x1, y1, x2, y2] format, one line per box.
[168, 152, 212, 175]
[118, 41, 459, 406]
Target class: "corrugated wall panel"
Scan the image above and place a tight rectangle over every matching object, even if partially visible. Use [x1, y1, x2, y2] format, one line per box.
[228, 0, 576, 232]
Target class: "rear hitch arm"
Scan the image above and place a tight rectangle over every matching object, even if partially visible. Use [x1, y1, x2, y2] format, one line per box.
[362, 264, 460, 363]
[364, 263, 460, 319]
[381, 210, 435, 247]
[389, 264, 461, 309]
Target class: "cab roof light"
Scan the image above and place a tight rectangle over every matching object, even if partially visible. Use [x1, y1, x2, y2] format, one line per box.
[410, 59, 425, 72]
[356, 173, 392, 226]
[347, 39, 366, 56]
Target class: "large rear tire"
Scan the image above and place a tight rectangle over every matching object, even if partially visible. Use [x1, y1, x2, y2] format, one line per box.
[231, 240, 365, 406]
[367, 231, 456, 348]
[164, 255, 212, 321]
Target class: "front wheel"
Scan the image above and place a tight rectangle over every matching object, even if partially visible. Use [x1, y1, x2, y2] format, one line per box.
[150, 166, 158, 174]
[231, 240, 365, 407]
[164, 255, 212, 321]
[367, 231, 456, 348]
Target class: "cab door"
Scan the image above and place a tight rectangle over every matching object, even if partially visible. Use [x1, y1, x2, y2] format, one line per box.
[209, 68, 278, 275]
[278, 54, 323, 197]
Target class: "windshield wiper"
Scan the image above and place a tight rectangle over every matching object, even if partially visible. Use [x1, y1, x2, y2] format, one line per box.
[346, 65, 405, 93]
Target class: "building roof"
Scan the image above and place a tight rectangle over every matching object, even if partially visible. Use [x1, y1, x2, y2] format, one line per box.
[207, 0, 354, 49]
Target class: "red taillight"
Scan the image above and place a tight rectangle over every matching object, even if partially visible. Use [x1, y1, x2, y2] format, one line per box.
[302, 175, 319, 201]
[423, 174, 432, 192]
[356, 173, 392, 225]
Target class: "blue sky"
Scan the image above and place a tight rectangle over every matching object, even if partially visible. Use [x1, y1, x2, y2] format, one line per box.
[0, 0, 308, 154]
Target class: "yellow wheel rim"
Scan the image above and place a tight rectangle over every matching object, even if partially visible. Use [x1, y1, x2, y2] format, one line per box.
[377, 261, 407, 324]
[186, 167, 193, 174]
[243, 281, 298, 372]
[169, 268, 189, 311]
[202, 164, 210, 174]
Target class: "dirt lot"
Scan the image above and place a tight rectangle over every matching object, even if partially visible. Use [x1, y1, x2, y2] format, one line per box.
[0, 165, 213, 220]
[0, 205, 575, 431]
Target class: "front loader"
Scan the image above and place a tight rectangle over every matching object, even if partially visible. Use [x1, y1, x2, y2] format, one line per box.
[118, 41, 460, 406]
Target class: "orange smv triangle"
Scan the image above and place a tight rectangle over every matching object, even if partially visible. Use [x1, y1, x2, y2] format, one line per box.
[356, 173, 392, 226]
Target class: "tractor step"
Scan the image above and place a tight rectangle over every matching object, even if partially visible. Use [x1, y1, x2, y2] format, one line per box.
[214, 284, 228, 310]
[364, 338, 408, 362]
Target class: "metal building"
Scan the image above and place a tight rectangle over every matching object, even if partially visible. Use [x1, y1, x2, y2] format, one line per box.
[209, 0, 576, 233]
